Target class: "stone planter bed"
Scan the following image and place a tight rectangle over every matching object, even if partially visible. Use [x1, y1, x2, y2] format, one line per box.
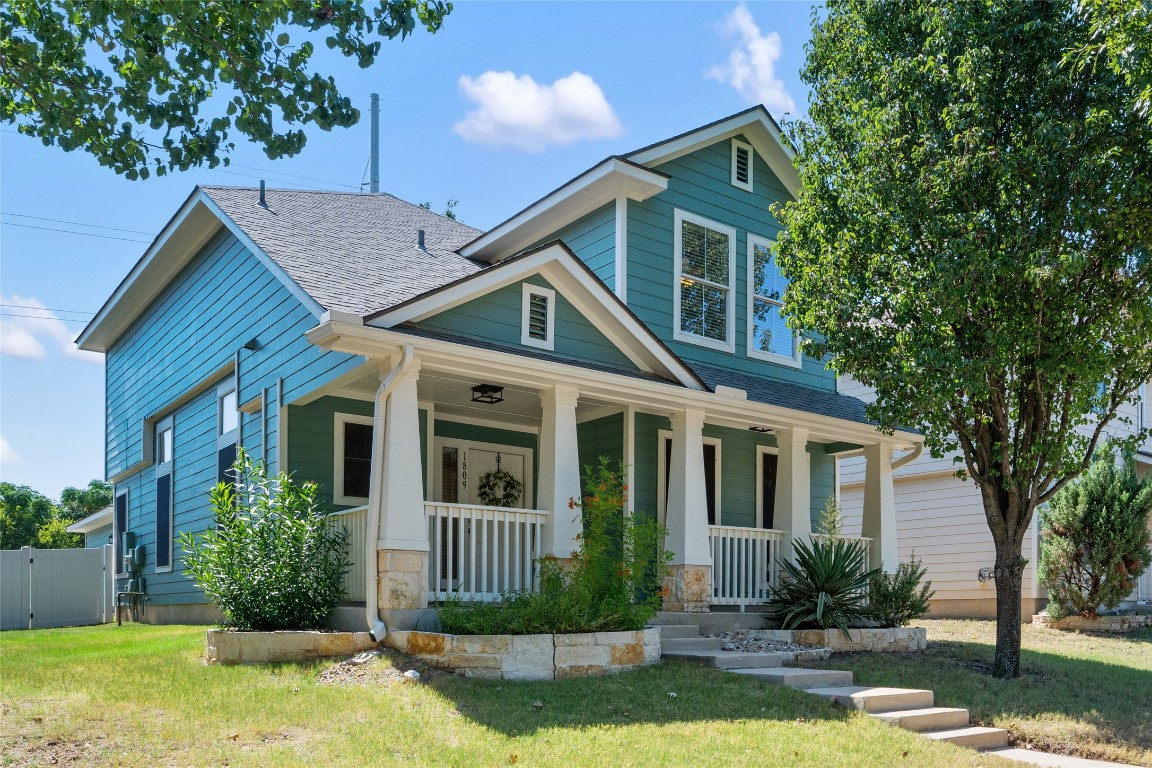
[1032, 613, 1152, 633]
[385, 627, 662, 680]
[206, 628, 378, 665]
[717, 627, 927, 653]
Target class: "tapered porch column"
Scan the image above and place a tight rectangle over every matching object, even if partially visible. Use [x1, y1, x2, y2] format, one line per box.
[774, 427, 812, 561]
[664, 408, 711, 612]
[373, 361, 429, 613]
[538, 385, 582, 559]
[861, 443, 899, 573]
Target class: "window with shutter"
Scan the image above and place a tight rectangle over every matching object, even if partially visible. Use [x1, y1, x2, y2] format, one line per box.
[521, 284, 556, 350]
[731, 139, 753, 191]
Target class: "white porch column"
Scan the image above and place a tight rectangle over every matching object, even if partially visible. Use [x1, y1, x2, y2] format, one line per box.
[538, 384, 582, 559]
[373, 361, 429, 612]
[774, 427, 812, 561]
[664, 408, 711, 611]
[861, 443, 899, 573]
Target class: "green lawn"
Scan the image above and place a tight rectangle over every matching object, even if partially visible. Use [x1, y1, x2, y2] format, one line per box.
[0, 623, 1016, 768]
[810, 619, 1152, 767]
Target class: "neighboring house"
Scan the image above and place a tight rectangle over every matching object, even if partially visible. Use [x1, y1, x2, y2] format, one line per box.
[65, 505, 114, 549]
[77, 108, 920, 627]
[837, 376, 1152, 617]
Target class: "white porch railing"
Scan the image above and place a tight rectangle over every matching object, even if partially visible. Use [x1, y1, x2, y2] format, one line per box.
[709, 526, 786, 608]
[812, 534, 874, 573]
[328, 505, 368, 603]
[426, 503, 547, 603]
[1137, 567, 1152, 602]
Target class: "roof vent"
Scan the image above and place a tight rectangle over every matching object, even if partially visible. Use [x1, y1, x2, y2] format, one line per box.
[258, 180, 267, 208]
[417, 229, 427, 252]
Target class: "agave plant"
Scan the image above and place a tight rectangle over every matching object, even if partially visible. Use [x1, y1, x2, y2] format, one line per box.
[768, 537, 879, 638]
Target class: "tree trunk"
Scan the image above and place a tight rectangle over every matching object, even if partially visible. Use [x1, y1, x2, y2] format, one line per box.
[992, 540, 1026, 678]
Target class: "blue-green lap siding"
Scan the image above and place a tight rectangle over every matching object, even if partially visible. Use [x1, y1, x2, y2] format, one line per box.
[625, 136, 835, 392]
[411, 277, 637, 372]
[576, 414, 625, 485]
[531, 203, 617, 288]
[84, 524, 113, 549]
[105, 229, 363, 605]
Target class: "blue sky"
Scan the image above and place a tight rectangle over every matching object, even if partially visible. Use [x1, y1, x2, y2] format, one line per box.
[0, 1, 817, 499]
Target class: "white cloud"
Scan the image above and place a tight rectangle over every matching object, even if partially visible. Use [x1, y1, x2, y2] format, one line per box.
[0, 437, 20, 464]
[707, 4, 797, 116]
[0, 295, 100, 363]
[454, 71, 623, 153]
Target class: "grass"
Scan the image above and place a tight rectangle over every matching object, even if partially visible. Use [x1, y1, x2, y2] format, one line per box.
[0, 624, 1018, 768]
[810, 618, 1152, 766]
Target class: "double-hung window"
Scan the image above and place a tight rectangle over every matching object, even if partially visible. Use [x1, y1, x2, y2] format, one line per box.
[747, 234, 800, 366]
[334, 413, 374, 506]
[673, 210, 736, 352]
[154, 415, 174, 572]
[216, 383, 239, 484]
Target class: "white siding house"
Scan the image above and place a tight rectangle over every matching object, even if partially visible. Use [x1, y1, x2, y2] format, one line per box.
[837, 375, 1151, 618]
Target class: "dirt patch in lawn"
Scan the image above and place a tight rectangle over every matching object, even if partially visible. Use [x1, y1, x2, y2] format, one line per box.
[3, 732, 110, 767]
[315, 647, 445, 687]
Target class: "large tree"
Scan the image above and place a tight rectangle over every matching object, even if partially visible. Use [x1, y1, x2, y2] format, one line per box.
[776, 0, 1152, 678]
[0, 482, 57, 550]
[59, 479, 113, 522]
[0, 0, 451, 178]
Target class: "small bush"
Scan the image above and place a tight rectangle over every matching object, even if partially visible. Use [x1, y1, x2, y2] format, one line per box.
[180, 451, 350, 631]
[768, 537, 878, 638]
[816, 496, 844, 538]
[437, 458, 671, 635]
[867, 554, 934, 627]
[1038, 441, 1152, 619]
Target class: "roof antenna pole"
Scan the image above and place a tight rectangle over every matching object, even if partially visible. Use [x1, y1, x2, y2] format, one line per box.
[369, 93, 380, 193]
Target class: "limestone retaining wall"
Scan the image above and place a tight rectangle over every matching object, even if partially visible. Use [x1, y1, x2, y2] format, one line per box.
[206, 629, 378, 665]
[385, 628, 662, 680]
[745, 627, 927, 652]
[1032, 613, 1152, 632]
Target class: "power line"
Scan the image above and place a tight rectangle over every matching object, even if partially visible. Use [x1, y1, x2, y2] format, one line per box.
[1, 212, 156, 237]
[0, 303, 95, 317]
[0, 221, 153, 244]
[0, 311, 88, 324]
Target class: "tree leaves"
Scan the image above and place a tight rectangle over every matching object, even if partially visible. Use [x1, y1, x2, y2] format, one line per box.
[0, 0, 452, 176]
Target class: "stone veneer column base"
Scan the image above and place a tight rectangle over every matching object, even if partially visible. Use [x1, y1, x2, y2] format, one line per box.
[662, 564, 711, 612]
[377, 549, 429, 611]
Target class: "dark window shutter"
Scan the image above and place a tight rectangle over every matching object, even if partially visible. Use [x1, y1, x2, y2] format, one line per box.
[217, 442, 237, 485]
[761, 453, 778, 529]
[114, 493, 128, 574]
[155, 476, 172, 569]
[343, 422, 373, 498]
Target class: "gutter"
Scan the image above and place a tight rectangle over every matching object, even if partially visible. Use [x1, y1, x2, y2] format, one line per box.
[891, 442, 924, 470]
[364, 344, 416, 642]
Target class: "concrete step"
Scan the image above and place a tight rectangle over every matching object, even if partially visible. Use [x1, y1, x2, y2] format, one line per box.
[730, 667, 854, 688]
[872, 707, 971, 732]
[661, 637, 724, 652]
[807, 686, 934, 714]
[652, 611, 773, 633]
[924, 726, 1010, 750]
[662, 650, 785, 669]
[988, 748, 1145, 767]
[654, 624, 701, 639]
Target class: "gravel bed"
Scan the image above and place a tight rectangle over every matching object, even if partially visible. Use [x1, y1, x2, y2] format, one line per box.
[706, 631, 826, 654]
[316, 647, 443, 687]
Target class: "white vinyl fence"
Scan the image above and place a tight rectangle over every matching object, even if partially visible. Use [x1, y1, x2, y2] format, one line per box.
[0, 545, 115, 630]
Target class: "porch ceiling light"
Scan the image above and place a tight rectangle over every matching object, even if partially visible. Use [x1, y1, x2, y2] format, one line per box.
[748, 426, 772, 433]
[471, 384, 504, 405]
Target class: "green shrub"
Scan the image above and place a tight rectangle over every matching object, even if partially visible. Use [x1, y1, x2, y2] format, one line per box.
[768, 537, 878, 637]
[867, 554, 934, 627]
[1038, 441, 1152, 619]
[437, 458, 671, 635]
[179, 451, 350, 631]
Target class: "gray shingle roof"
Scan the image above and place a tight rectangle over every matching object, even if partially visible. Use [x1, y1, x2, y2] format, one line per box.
[689, 363, 876, 426]
[201, 186, 484, 316]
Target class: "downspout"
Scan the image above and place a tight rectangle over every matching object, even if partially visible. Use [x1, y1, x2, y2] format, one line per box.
[891, 442, 924, 471]
[365, 344, 416, 642]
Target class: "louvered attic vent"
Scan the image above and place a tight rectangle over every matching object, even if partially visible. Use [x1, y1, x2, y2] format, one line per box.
[528, 293, 549, 340]
[731, 139, 753, 191]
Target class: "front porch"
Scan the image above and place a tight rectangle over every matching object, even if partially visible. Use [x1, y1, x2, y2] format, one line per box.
[295, 346, 909, 623]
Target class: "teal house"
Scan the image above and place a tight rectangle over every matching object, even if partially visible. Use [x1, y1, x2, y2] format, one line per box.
[78, 108, 921, 630]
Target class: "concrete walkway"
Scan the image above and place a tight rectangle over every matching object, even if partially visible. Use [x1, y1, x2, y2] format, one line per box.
[655, 624, 1142, 768]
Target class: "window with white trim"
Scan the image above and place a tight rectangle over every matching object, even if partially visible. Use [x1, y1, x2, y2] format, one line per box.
[657, 431, 721, 526]
[114, 489, 129, 577]
[731, 139, 753, 192]
[673, 210, 736, 352]
[521, 284, 555, 351]
[747, 234, 800, 366]
[334, 413, 374, 506]
[155, 416, 174, 572]
[217, 383, 238, 484]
